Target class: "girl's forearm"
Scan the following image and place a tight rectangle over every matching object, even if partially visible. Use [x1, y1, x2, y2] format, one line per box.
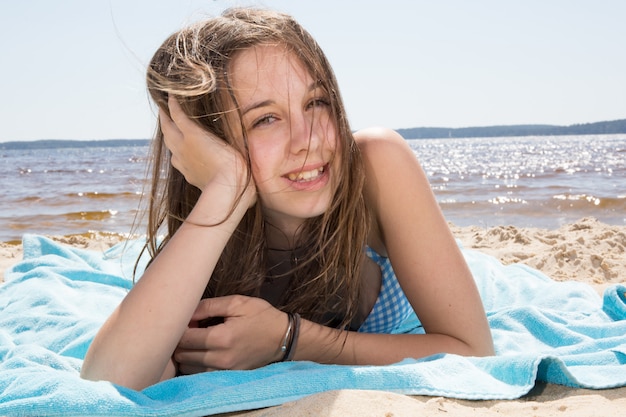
[81, 189, 249, 390]
[293, 319, 491, 366]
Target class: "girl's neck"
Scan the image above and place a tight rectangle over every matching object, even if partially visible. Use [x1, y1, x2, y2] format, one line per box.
[264, 219, 303, 251]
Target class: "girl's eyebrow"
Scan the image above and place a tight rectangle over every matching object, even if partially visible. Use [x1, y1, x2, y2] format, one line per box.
[242, 81, 324, 116]
[242, 100, 275, 116]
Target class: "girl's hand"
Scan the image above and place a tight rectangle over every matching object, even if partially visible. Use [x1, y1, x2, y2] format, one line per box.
[160, 97, 256, 207]
[174, 296, 289, 373]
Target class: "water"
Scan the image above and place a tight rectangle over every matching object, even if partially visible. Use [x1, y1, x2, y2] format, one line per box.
[409, 134, 626, 228]
[1, 134, 624, 242]
[0, 145, 149, 242]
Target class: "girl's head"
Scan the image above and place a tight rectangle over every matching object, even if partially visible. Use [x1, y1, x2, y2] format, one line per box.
[144, 8, 368, 328]
[147, 7, 352, 178]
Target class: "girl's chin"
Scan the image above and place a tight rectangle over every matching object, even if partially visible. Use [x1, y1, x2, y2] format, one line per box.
[260, 197, 333, 226]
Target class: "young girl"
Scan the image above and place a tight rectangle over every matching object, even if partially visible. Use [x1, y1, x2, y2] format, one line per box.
[81, 8, 494, 390]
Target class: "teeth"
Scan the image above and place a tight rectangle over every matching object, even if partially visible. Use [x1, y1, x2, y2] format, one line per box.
[288, 166, 324, 182]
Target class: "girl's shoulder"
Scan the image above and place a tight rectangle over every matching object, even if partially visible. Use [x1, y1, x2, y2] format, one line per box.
[353, 127, 415, 169]
[354, 126, 406, 148]
[354, 127, 418, 183]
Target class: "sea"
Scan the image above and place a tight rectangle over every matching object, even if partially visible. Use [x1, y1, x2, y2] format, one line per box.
[1, 134, 625, 243]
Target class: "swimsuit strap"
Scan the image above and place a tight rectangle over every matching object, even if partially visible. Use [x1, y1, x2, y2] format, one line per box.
[360, 246, 414, 333]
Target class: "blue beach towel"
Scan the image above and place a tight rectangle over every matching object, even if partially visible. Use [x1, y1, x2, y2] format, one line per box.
[0, 234, 625, 416]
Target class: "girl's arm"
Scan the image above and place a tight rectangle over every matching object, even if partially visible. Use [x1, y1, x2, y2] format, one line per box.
[80, 99, 256, 390]
[293, 127, 494, 364]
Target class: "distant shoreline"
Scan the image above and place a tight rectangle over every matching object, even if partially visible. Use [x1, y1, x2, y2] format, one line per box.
[2, 119, 625, 149]
[396, 118, 626, 139]
[0, 139, 151, 150]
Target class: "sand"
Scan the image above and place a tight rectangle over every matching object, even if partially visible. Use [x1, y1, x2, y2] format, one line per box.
[1, 217, 625, 416]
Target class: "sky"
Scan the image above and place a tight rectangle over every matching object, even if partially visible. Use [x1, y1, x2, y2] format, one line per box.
[1, 0, 625, 142]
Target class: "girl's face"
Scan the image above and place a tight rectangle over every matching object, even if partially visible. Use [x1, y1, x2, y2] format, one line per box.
[230, 45, 339, 236]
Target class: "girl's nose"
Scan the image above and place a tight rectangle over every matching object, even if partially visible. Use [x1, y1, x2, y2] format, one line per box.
[290, 112, 322, 154]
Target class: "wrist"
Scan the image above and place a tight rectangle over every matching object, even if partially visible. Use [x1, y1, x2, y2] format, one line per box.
[273, 312, 301, 363]
[205, 165, 256, 210]
[270, 312, 289, 363]
[280, 313, 301, 362]
[186, 182, 253, 226]
[290, 319, 349, 364]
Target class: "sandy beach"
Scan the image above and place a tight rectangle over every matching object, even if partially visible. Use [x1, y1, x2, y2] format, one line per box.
[1, 217, 624, 416]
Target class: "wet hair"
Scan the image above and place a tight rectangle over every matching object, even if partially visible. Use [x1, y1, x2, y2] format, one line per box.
[142, 8, 368, 329]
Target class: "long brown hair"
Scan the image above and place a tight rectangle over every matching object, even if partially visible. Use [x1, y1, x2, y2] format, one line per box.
[142, 8, 369, 329]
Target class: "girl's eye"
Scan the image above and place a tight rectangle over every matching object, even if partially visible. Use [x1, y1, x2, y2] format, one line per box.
[307, 97, 330, 110]
[252, 114, 277, 128]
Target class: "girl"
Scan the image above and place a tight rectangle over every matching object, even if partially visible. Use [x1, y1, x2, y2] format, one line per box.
[81, 8, 494, 390]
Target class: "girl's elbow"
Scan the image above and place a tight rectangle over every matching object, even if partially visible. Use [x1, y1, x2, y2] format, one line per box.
[469, 333, 495, 357]
[80, 361, 151, 391]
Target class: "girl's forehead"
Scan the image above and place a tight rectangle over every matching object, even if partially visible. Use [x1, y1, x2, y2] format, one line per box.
[229, 45, 313, 94]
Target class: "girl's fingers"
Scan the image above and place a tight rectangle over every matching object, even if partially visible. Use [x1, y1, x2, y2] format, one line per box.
[176, 296, 285, 371]
[178, 326, 223, 350]
[158, 105, 175, 130]
[166, 96, 186, 127]
[190, 295, 248, 321]
[159, 107, 182, 148]
[167, 96, 204, 137]
[174, 342, 220, 373]
[175, 327, 239, 371]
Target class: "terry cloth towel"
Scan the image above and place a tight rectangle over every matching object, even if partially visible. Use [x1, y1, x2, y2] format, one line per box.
[0, 234, 625, 416]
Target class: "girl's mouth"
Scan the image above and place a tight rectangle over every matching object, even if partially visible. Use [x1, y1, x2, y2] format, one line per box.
[286, 165, 326, 182]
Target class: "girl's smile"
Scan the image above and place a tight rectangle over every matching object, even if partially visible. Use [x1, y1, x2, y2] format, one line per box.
[282, 163, 330, 190]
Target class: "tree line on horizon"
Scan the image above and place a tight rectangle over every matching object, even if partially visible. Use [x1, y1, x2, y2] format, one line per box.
[396, 118, 626, 139]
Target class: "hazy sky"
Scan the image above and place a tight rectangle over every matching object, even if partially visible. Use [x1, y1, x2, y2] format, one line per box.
[2, 0, 624, 142]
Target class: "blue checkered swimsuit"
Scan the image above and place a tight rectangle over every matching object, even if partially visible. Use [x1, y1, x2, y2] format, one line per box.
[358, 246, 415, 333]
